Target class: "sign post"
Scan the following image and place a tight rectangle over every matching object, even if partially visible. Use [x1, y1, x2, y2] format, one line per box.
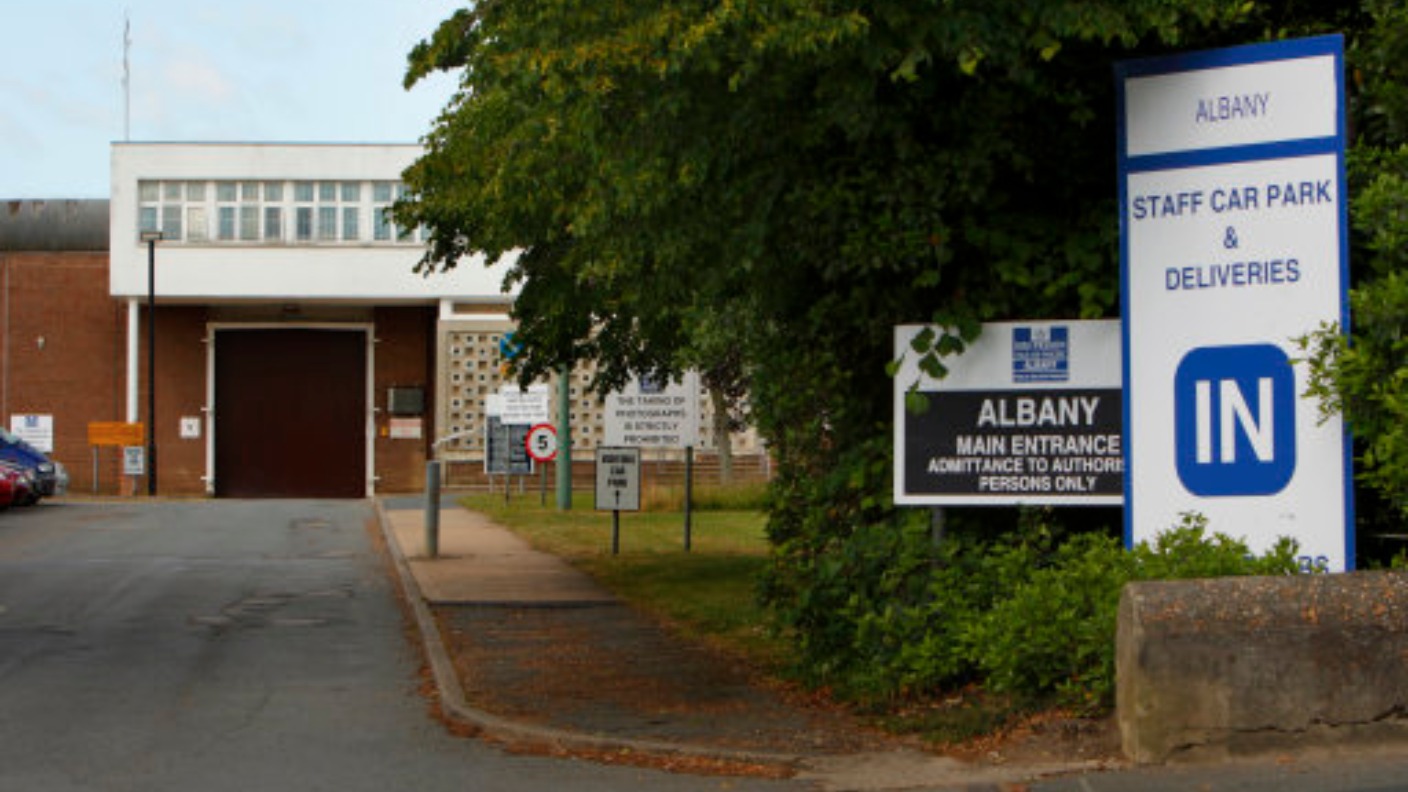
[485, 390, 540, 501]
[525, 423, 558, 506]
[88, 421, 144, 495]
[605, 373, 700, 548]
[594, 447, 641, 555]
[1117, 36, 1352, 570]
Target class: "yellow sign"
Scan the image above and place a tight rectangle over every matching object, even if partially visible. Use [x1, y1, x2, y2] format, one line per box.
[88, 421, 144, 447]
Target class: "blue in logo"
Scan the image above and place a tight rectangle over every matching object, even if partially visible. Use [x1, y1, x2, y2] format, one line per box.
[1174, 344, 1296, 496]
[1012, 326, 1069, 383]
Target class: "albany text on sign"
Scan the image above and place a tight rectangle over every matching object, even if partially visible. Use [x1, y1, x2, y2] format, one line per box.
[894, 320, 1122, 506]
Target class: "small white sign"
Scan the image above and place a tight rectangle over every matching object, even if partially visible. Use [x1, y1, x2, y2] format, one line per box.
[389, 417, 423, 440]
[123, 445, 145, 476]
[604, 372, 700, 449]
[180, 417, 202, 440]
[595, 447, 641, 512]
[10, 414, 53, 453]
[497, 384, 552, 425]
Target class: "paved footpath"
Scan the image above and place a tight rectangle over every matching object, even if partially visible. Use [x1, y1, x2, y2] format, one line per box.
[377, 500, 1114, 790]
[379, 499, 1408, 792]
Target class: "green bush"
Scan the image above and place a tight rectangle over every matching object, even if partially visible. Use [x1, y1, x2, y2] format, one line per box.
[964, 516, 1299, 711]
[770, 509, 1301, 712]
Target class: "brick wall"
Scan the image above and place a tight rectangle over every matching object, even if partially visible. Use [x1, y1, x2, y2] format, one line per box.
[373, 306, 434, 492]
[0, 251, 129, 495]
[141, 306, 211, 496]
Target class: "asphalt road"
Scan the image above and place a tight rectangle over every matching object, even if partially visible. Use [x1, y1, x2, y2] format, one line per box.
[0, 499, 798, 792]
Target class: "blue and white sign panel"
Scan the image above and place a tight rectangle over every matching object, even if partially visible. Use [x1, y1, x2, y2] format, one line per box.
[1117, 36, 1352, 571]
[894, 321, 1122, 506]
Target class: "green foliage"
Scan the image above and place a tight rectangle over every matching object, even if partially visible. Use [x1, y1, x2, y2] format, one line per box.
[402, 0, 1382, 714]
[967, 516, 1297, 711]
[1301, 145, 1408, 516]
[784, 511, 1298, 712]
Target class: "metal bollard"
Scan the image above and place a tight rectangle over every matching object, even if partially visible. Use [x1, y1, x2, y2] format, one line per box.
[425, 460, 441, 559]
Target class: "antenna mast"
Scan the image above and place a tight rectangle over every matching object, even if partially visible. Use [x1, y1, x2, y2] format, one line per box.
[123, 13, 131, 141]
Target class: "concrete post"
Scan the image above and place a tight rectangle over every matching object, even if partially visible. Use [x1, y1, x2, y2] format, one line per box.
[425, 460, 441, 559]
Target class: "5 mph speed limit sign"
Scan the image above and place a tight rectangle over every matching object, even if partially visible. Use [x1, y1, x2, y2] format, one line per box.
[525, 423, 558, 462]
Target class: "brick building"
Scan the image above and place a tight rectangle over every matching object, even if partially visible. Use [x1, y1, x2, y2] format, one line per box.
[1, 143, 764, 499]
[0, 199, 126, 494]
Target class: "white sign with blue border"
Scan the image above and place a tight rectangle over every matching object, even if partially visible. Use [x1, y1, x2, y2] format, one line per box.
[1117, 36, 1353, 572]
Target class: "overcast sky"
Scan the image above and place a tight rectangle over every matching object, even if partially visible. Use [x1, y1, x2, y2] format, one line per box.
[0, 0, 465, 198]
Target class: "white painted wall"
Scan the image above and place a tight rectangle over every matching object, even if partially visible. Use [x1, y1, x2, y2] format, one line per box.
[110, 143, 515, 302]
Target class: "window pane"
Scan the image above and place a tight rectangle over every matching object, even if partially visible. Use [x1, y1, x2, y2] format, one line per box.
[296, 207, 313, 241]
[241, 182, 260, 202]
[162, 205, 182, 240]
[186, 181, 206, 201]
[374, 208, 391, 241]
[318, 182, 337, 202]
[138, 206, 158, 234]
[218, 207, 236, 240]
[239, 206, 258, 240]
[264, 207, 282, 240]
[372, 182, 393, 203]
[264, 182, 283, 202]
[294, 181, 314, 202]
[317, 206, 337, 240]
[342, 207, 359, 240]
[341, 182, 360, 202]
[163, 182, 183, 201]
[138, 181, 159, 202]
[216, 181, 237, 202]
[187, 207, 208, 242]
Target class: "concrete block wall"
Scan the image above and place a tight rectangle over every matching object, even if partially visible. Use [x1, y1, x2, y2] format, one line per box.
[1118, 572, 1408, 763]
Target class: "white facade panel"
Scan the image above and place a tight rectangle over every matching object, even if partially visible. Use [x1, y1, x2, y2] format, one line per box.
[110, 143, 515, 302]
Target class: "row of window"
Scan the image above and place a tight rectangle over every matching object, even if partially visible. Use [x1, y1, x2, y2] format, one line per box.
[136, 180, 428, 245]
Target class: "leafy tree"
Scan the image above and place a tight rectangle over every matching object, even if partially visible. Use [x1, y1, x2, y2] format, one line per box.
[1302, 0, 1408, 528]
[398, 0, 1383, 691]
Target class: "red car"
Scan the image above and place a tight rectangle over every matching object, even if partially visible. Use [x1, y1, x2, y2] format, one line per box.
[0, 466, 20, 510]
[0, 462, 34, 509]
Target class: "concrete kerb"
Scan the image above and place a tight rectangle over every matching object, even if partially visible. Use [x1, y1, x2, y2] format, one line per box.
[371, 498, 806, 772]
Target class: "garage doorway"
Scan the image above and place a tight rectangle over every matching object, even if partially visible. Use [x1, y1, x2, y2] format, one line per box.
[213, 328, 368, 498]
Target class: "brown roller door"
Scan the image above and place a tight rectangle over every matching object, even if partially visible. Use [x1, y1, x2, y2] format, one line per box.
[214, 329, 366, 498]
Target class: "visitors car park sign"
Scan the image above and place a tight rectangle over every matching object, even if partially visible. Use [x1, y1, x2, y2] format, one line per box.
[1117, 36, 1353, 571]
[894, 321, 1122, 506]
[595, 447, 641, 512]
